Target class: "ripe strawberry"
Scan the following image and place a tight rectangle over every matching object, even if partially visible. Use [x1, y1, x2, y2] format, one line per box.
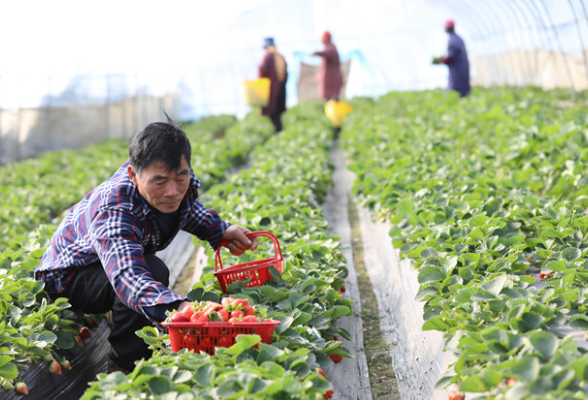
[191, 312, 207, 323]
[15, 382, 28, 395]
[201, 337, 213, 348]
[317, 369, 333, 399]
[49, 360, 62, 375]
[328, 353, 343, 363]
[448, 390, 465, 400]
[218, 309, 230, 322]
[506, 377, 516, 387]
[170, 312, 191, 323]
[242, 305, 255, 316]
[221, 297, 235, 307]
[80, 326, 92, 338]
[75, 336, 84, 347]
[218, 336, 232, 347]
[233, 299, 249, 308]
[241, 315, 258, 323]
[183, 307, 195, 318]
[230, 310, 244, 320]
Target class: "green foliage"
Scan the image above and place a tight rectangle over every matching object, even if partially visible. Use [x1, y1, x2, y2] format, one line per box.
[82, 339, 330, 400]
[0, 113, 279, 391]
[0, 102, 346, 397]
[194, 102, 352, 353]
[81, 102, 348, 398]
[342, 87, 588, 399]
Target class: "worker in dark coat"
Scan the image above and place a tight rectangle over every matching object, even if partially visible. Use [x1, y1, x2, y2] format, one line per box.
[312, 31, 344, 100]
[433, 19, 471, 97]
[259, 37, 288, 132]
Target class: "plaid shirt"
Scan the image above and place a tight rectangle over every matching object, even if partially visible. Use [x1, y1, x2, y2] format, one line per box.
[35, 159, 230, 320]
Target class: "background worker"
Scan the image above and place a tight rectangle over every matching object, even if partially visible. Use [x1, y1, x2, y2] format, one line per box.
[259, 37, 288, 132]
[433, 19, 471, 97]
[312, 31, 344, 101]
[35, 116, 258, 373]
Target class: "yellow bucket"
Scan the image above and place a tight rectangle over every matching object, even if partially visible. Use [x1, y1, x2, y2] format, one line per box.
[243, 78, 271, 107]
[324, 100, 353, 127]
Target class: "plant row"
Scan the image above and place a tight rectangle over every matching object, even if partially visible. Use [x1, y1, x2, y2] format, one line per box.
[81, 102, 352, 399]
[342, 87, 588, 400]
[0, 113, 251, 248]
[0, 113, 275, 393]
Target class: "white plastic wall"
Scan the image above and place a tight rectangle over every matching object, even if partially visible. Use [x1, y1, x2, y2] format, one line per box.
[1, 0, 587, 164]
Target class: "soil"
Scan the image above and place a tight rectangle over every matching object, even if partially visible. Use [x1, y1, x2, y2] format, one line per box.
[171, 249, 199, 296]
[349, 199, 401, 400]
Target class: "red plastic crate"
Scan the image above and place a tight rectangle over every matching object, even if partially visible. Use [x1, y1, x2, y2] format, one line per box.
[214, 231, 283, 294]
[161, 320, 281, 353]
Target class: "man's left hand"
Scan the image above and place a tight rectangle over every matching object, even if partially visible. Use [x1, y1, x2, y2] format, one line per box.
[222, 225, 259, 256]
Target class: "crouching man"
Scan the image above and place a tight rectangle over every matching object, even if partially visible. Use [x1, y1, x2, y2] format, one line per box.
[35, 116, 258, 373]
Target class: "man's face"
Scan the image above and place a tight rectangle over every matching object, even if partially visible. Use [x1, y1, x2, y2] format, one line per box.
[128, 156, 191, 214]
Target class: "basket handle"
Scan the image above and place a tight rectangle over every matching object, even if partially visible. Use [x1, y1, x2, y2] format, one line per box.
[215, 231, 283, 272]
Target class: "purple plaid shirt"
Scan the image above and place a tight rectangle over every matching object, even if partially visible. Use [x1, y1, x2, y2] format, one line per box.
[35, 159, 230, 320]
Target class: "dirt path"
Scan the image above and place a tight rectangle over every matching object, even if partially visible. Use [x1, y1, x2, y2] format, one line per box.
[349, 202, 401, 400]
[355, 194, 453, 400]
[322, 139, 400, 400]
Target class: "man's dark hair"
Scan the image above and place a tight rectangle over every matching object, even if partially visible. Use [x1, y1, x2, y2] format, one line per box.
[129, 112, 191, 175]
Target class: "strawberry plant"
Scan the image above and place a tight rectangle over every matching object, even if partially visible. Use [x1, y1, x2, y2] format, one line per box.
[0, 113, 279, 394]
[342, 87, 588, 399]
[82, 335, 332, 400]
[81, 102, 351, 398]
[193, 103, 353, 359]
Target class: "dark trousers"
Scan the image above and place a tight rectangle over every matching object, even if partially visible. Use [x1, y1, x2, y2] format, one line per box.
[50, 254, 170, 370]
[270, 111, 283, 133]
[270, 81, 287, 132]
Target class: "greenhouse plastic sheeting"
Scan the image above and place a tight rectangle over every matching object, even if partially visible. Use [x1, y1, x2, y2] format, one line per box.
[179, 0, 588, 119]
[1, 0, 587, 164]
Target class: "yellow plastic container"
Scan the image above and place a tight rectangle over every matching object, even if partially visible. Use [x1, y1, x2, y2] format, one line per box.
[324, 100, 353, 127]
[243, 78, 271, 107]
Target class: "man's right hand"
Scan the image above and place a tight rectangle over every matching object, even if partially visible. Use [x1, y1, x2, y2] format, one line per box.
[222, 225, 259, 256]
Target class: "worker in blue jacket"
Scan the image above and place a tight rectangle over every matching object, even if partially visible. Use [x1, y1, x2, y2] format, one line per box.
[433, 19, 471, 97]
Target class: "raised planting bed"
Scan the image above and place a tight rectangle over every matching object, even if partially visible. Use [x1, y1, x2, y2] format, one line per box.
[341, 87, 588, 399]
[80, 102, 359, 399]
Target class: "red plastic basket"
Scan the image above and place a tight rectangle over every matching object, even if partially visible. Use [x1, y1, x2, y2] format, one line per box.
[214, 231, 283, 294]
[161, 320, 281, 353]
